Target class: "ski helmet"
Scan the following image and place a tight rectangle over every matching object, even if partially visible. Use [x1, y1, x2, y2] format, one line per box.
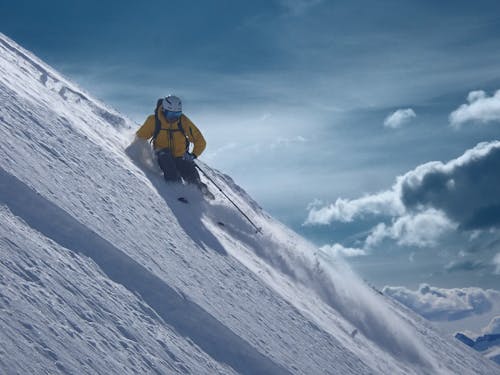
[162, 95, 182, 112]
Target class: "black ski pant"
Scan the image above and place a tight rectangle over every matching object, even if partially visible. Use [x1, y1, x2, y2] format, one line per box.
[156, 149, 202, 186]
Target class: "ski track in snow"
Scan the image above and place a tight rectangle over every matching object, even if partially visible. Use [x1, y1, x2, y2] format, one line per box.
[1, 32, 499, 374]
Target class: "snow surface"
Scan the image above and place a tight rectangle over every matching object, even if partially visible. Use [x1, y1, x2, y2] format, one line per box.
[1, 32, 499, 374]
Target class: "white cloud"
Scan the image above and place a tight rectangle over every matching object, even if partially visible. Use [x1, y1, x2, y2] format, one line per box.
[304, 140, 500, 262]
[365, 209, 456, 248]
[306, 141, 500, 231]
[314, 210, 455, 255]
[449, 90, 500, 128]
[483, 315, 500, 335]
[305, 190, 404, 225]
[387, 210, 456, 247]
[319, 243, 367, 257]
[400, 141, 500, 230]
[383, 284, 500, 321]
[384, 108, 416, 129]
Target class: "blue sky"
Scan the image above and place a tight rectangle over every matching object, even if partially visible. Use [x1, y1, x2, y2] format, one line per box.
[2, 0, 500, 291]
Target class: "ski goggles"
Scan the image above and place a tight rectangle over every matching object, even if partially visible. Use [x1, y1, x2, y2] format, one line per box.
[164, 110, 182, 120]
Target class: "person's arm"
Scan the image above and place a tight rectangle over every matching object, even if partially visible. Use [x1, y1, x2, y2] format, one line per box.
[183, 115, 206, 157]
[136, 115, 155, 140]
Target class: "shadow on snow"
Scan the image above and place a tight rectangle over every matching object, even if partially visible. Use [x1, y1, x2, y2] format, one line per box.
[0, 167, 290, 375]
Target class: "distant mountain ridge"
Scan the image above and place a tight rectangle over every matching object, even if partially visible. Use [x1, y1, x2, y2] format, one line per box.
[456, 332, 500, 365]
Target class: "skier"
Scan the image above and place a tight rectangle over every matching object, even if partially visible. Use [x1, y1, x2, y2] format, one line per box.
[135, 95, 214, 199]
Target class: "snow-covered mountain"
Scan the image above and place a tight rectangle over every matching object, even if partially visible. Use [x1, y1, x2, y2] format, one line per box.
[456, 316, 500, 365]
[0, 32, 498, 374]
[456, 332, 500, 365]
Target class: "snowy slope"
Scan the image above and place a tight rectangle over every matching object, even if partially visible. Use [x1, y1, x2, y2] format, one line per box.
[0, 32, 498, 374]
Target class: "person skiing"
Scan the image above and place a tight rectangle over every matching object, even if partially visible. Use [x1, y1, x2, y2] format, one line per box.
[135, 95, 213, 199]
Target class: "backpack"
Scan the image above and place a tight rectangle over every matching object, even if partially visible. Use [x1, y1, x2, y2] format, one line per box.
[151, 98, 189, 149]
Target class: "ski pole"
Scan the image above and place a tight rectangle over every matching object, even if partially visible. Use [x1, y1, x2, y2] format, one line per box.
[195, 163, 262, 234]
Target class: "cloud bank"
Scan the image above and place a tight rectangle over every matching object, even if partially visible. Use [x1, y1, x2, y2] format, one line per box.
[307, 141, 500, 234]
[384, 108, 416, 128]
[450, 90, 500, 128]
[383, 284, 500, 321]
[306, 141, 500, 263]
[400, 141, 500, 230]
[305, 190, 404, 225]
[365, 209, 456, 248]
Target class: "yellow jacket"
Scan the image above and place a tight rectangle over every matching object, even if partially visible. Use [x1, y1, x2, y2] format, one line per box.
[136, 109, 206, 157]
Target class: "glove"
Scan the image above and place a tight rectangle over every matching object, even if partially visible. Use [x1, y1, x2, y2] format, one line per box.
[182, 152, 196, 161]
